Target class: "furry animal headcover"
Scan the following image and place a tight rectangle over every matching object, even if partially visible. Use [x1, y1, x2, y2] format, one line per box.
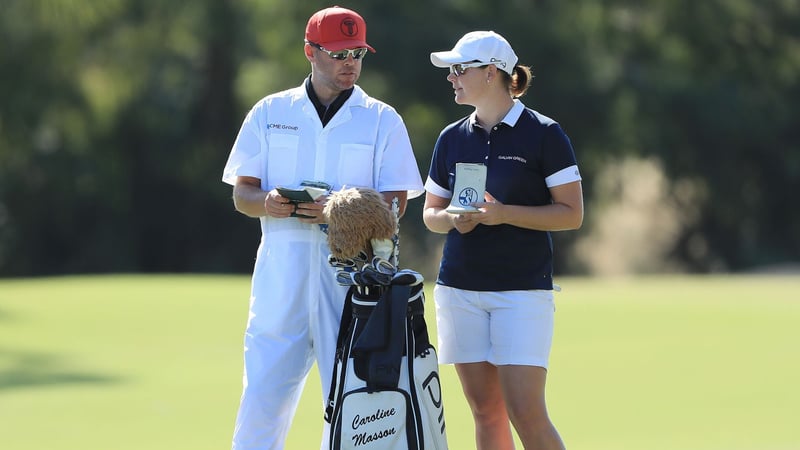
[323, 187, 397, 260]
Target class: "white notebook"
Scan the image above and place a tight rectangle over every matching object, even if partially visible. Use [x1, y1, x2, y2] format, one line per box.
[446, 163, 487, 214]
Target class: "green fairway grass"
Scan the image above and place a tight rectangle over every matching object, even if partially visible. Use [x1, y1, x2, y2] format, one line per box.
[1, 274, 798, 449]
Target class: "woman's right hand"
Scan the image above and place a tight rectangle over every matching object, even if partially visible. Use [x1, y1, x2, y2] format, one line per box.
[452, 212, 480, 234]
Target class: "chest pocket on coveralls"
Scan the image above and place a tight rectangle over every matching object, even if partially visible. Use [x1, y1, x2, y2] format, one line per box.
[267, 134, 299, 187]
[338, 144, 374, 188]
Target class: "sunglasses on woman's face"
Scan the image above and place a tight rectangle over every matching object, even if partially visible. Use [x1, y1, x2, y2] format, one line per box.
[308, 41, 368, 60]
[449, 62, 486, 76]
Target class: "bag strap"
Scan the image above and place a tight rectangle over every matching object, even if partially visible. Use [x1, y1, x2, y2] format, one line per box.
[324, 286, 355, 423]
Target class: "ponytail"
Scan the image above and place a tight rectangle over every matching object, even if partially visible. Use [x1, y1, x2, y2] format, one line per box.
[501, 64, 533, 98]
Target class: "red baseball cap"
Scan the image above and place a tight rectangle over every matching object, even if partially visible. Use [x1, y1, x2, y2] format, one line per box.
[305, 6, 376, 53]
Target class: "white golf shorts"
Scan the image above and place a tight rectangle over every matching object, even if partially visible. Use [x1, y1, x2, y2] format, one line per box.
[433, 285, 555, 368]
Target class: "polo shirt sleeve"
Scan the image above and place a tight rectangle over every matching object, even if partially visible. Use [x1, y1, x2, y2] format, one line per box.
[424, 130, 453, 199]
[541, 123, 581, 187]
[222, 103, 265, 186]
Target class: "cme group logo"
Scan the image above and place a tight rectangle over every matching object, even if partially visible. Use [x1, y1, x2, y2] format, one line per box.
[457, 187, 478, 206]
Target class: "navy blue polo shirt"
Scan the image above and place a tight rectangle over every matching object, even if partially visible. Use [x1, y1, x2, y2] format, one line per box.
[426, 100, 580, 291]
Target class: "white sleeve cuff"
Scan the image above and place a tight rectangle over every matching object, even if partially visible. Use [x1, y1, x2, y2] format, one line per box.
[545, 165, 582, 188]
[424, 177, 452, 199]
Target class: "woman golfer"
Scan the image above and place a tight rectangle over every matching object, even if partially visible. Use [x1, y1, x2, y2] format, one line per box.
[422, 31, 584, 450]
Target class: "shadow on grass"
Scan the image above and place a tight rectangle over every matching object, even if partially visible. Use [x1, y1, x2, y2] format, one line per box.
[0, 306, 17, 322]
[0, 349, 122, 391]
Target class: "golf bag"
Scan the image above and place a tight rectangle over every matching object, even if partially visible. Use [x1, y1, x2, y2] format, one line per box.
[325, 272, 448, 450]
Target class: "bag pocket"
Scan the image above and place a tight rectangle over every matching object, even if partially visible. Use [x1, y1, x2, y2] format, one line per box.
[334, 389, 412, 450]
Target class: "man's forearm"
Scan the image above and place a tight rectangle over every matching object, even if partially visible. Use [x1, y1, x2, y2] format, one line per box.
[233, 183, 268, 218]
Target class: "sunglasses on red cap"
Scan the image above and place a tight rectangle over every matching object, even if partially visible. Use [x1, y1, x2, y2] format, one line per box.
[307, 41, 369, 61]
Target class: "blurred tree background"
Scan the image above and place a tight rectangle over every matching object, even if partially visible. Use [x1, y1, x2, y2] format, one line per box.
[1, 0, 798, 278]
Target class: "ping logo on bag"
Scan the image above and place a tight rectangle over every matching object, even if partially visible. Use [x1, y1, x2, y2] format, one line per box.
[374, 364, 402, 376]
[421, 371, 446, 433]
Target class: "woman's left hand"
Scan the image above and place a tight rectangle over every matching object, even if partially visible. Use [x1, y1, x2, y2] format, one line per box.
[473, 192, 506, 226]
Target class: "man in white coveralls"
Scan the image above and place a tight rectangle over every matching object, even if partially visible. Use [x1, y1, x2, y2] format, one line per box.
[221, 6, 424, 450]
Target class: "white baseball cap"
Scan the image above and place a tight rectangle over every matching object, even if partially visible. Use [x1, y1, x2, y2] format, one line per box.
[430, 31, 518, 75]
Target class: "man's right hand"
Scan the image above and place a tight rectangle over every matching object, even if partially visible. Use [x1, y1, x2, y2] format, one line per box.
[265, 190, 297, 218]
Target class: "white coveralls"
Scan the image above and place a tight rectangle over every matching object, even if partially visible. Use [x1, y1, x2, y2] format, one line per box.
[222, 83, 424, 450]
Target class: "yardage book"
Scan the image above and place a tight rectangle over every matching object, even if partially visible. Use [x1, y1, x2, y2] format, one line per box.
[446, 163, 487, 214]
[276, 180, 331, 203]
[277, 180, 331, 217]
